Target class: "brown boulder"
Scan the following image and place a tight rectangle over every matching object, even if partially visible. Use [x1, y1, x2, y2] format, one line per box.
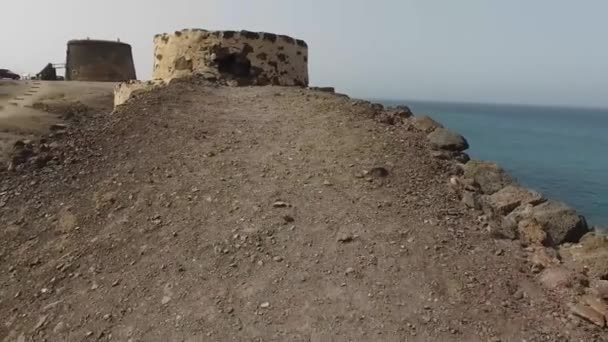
[583, 295, 608, 322]
[430, 150, 470, 164]
[463, 160, 513, 195]
[561, 233, 608, 279]
[504, 201, 589, 246]
[530, 201, 589, 244]
[519, 219, 549, 246]
[539, 266, 587, 291]
[592, 280, 608, 300]
[530, 246, 560, 269]
[461, 191, 481, 210]
[484, 185, 545, 216]
[410, 115, 443, 133]
[427, 128, 469, 152]
[376, 107, 412, 125]
[569, 303, 606, 327]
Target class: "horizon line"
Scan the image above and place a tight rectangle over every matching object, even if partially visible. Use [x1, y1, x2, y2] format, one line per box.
[369, 97, 608, 112]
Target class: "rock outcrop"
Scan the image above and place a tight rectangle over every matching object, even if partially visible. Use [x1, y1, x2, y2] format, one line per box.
[502, 201, 589, 245]
[484, 185, 545, 215]
[530, 201, 589, 244]
[463, 160, 513, 195]
[411, 115, 443, 133]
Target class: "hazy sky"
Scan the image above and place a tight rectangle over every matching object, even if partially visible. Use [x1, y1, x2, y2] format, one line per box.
[3, 1, 607, 107]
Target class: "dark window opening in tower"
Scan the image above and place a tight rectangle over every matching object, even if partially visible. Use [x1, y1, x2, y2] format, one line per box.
[217, 53, 252, 78]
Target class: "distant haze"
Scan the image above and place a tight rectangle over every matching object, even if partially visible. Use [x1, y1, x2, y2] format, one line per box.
[3, 1, 607, 108]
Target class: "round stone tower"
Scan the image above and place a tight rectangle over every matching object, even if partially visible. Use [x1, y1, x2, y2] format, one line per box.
[152, 29, 308, 86]
[66, 39, 137, 82]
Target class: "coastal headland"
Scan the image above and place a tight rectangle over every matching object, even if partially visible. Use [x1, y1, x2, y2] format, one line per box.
[0, 29, 606, 341]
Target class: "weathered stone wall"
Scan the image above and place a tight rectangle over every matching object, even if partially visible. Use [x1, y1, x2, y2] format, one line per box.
[66, 40, 137, 82]
[152, 29, 308, 86]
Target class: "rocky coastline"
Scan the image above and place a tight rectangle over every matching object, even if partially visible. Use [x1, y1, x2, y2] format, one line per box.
[365, 98, 608, 328]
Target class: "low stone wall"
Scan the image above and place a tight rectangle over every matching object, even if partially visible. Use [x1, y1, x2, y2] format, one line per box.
[153, 29, 309, 86]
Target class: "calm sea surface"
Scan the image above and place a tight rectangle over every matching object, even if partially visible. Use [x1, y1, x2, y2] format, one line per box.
[379, 100, 608, 226]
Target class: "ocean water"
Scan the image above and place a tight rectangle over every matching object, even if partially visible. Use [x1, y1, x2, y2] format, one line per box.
[379, 100, 608, 227]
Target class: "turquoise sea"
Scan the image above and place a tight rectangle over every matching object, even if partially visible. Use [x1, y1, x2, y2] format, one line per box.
[380, 100, 608, 227]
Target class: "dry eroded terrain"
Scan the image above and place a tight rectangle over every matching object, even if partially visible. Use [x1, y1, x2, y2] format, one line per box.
[0, 80, 606, 341]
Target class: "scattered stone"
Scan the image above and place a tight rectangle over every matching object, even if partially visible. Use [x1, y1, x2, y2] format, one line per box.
[370, 103, 384, 112]
[454, 152, 471, 164]
[50, 123, 68, 131]
[323, 180, 333, 186]
[592, 280, 608, 300]
[260, 302, 270, 308]
[411, 116, 443, 133]
[484, 185, 546, 215]
[461, 191, 481, 210]
[427, 128, 469, 152]
[53, 322, 65, 334]
[430, 150, 451, 160]
[345, 267, 355, 275]
[376, 107, 412, 125]
[337, 233, 354, 243]
[518, 219, 549, 246]
[272, 201, 290, 208]
[582, 295, 608, 320]
[369, 167, 389, 178]
[431, 150, 470, 163]
[530, 247, 560, 269]
[561, 232, 608, 279]
[488, 223, 518, 241]
[569, 303, 606, 327]
[273, 256, 284, 262]
[33, 315, 48, 331]
[539, 267, 587, 291]
[396, 105, 413, 115]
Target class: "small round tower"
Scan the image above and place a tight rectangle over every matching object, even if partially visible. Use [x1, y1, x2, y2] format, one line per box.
[66, 39, 137, 82]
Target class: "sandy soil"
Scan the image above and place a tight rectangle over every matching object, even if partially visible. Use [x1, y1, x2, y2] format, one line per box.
[0, 80, 115, 160]
[0, 79, 605, 341]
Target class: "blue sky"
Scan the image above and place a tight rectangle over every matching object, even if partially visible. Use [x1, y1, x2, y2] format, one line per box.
[3, 0, 607, 107]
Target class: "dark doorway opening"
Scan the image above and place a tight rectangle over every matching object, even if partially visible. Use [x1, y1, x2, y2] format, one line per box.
[217, 54, 252, 78]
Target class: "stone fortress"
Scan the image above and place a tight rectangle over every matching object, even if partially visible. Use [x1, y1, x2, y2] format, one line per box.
[114, 29, 309, 106]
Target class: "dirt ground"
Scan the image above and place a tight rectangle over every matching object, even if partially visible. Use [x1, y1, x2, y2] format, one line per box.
[0, 80, 115, 161]
[0, 79, 605, 341]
